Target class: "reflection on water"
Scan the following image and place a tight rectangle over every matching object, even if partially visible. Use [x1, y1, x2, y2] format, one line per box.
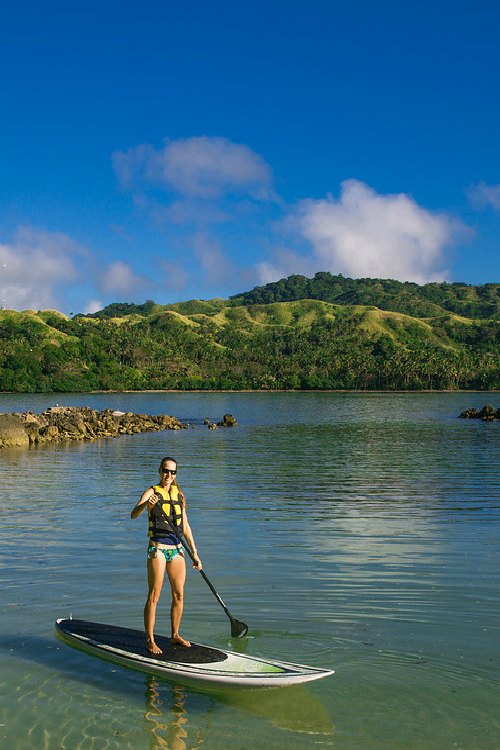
[144, 679, 195, 750]
[1, 392, 500, 749]
[142, 676, 334, 749]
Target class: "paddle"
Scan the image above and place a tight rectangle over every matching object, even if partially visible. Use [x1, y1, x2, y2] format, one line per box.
[152, 494, 248, 638]
[179, 532, 249, 638]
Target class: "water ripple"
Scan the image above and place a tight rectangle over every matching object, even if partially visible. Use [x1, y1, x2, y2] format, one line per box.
[1, 392, 500, 750]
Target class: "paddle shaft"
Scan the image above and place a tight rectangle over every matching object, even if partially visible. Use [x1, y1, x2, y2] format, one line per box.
[179, 534, 235, 620]
[152, 493, 248, 637]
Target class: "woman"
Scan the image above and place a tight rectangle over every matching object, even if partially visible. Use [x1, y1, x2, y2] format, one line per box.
[131, 456, 202, 654]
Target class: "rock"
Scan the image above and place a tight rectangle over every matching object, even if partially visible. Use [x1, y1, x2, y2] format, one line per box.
[0, 413, 30, 447]
[23, 411, 40, 424]
[0, 406, 188, 448]
[204, 413, 238, 428]
[41, 425, 60, 439]
[217, 413, 238, 427]
[459, 407, 478, 419]
[459, 405, 499, 421]
[479, 405, 496, 421]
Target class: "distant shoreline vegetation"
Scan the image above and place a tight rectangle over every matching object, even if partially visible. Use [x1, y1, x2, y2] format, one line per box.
[1, 272, 499, 393]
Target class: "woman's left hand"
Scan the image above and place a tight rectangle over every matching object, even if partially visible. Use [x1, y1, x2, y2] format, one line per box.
[192, 553, 202, 571]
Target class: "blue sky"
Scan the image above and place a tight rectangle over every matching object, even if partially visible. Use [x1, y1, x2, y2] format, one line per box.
[1, 0, 499, 314]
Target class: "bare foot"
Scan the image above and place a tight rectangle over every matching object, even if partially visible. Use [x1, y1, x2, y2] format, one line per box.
[146, 637, 162, 655]
[171, 633, 191, 647]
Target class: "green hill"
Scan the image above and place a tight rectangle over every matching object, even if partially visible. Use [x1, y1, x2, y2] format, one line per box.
[230, 272, 500, 319]
[0, 273, 499, 392]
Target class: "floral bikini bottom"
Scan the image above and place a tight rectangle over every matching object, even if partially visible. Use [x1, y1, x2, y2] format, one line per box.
[147, 545, 182, 563]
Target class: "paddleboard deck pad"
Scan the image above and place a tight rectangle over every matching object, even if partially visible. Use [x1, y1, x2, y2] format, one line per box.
[55, 618, 334, 688]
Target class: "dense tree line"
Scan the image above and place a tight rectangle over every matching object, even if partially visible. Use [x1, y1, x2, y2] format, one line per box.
[230, 272, 500, 320]
[0, 300, 498, 392]
[82, 299, 159, 319]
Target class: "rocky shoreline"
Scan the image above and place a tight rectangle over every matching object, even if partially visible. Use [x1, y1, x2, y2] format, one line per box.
[0, 406, 188, 448]
[459, 405, 500, 421]
[0, 406, 239, 448]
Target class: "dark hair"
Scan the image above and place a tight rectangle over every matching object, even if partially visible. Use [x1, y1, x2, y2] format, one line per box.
[159, 456, 177, 470]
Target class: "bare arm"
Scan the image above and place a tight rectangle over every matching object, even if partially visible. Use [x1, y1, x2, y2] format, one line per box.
[131, 487, 157, 519]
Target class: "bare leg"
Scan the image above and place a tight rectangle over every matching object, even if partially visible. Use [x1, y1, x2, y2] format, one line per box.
[166, 553, 190, 647]
[144, 552, 166, 654]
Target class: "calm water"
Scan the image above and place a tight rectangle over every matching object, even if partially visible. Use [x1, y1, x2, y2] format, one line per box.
[1, 392, 499, 749]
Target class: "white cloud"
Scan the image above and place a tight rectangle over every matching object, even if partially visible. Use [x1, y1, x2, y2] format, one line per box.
[468, 182, 500, 210]
[83, 299, 104, 315]
[255, 247, 315, 284]
[0, 226, 81, 311]
[289, 179, 457, 284]
[113, 135, 274, 200]
[99, 261, 147, 295]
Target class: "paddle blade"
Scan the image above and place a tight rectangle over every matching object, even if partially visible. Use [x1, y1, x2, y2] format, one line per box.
[231, 618, 248, 638]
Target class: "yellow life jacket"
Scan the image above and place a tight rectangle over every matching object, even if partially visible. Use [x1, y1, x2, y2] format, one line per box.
[148, 484, 184, 539]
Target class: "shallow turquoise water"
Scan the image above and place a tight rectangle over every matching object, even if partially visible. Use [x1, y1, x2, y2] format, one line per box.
[1, 392, 499, 749]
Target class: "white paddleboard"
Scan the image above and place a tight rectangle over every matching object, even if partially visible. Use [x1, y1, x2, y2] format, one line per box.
[55, 618, 334, 689]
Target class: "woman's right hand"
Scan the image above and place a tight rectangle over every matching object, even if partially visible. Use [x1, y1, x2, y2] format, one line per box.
[147, 492, 160, 509]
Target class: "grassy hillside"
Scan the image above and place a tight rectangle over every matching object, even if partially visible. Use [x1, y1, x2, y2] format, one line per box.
[1, 286, 499, 391]
[230, 272, 500, 319]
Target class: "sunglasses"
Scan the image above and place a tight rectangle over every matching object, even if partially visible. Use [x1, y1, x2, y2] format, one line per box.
[161, 468, 177, 475]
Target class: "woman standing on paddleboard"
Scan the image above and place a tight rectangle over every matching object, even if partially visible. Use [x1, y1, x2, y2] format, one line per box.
[131, 456, 202, 654]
